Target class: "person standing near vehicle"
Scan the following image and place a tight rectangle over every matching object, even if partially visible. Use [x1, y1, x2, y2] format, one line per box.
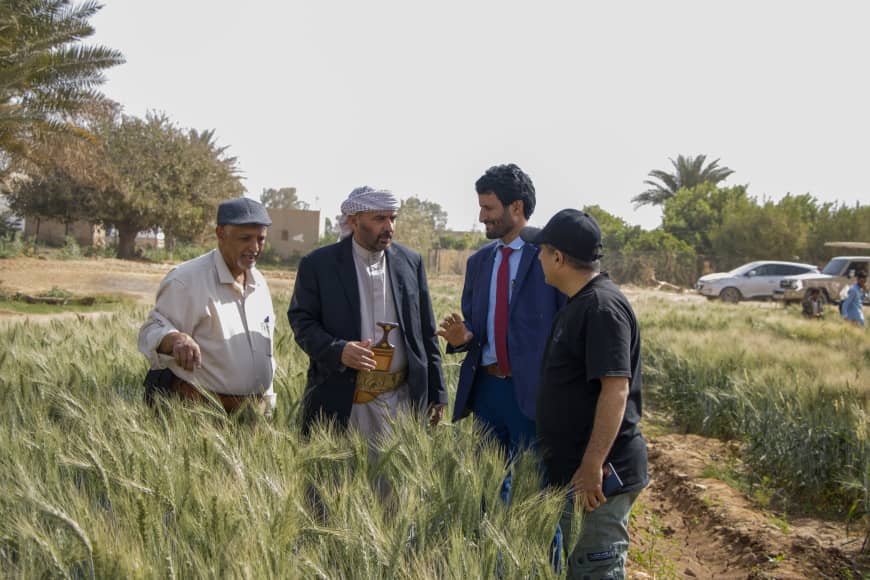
[801, 287, 825, 319]
[841, 271, 867, 328]
[521, 209, 648, 579]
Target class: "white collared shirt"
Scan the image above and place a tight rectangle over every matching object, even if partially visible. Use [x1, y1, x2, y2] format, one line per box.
[138, 249, 276, 403]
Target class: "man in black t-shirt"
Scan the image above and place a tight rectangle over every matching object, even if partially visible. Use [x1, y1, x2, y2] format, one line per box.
[521, 209, 648, 579]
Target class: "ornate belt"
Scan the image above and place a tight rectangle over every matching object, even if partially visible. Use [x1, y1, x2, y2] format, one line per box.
[354, 369, 408, 404]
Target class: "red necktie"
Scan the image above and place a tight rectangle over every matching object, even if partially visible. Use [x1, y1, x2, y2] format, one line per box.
[494, 246, 513, 376]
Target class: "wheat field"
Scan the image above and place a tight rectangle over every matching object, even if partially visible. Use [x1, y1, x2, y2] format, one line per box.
[0, 281, 867, 577]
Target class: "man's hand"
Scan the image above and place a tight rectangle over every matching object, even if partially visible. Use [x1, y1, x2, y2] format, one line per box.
[436, 313, 473, 348]
[571, 461, 607, 512]
[427, 403, 446, 427]
[159, 332, 202, 372]
[341, 340, 377, 371]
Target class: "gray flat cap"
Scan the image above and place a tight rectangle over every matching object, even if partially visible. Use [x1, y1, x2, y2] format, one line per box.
[217, 197, 272, 226]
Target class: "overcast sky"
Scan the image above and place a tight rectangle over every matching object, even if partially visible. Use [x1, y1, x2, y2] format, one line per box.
[91, 0, 870, 231]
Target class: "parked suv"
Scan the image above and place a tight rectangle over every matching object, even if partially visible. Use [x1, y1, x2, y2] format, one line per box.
[774, 256, 870, 304]
[696, 261, 819, 303]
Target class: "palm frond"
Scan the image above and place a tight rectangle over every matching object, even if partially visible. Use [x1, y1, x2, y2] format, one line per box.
[637, 154, 735, 207]
[0, 0, 122, 161]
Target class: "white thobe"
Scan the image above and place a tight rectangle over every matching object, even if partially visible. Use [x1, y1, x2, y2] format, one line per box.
[349, 239, 410, 438]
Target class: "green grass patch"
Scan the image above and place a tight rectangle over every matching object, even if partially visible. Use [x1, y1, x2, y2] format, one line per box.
[0, 287, 135, 315]
[637, 296, 869, 521]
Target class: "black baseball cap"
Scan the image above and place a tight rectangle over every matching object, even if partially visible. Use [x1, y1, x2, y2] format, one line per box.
[217, 197, 272, 226]
[519, 209, 603, 261]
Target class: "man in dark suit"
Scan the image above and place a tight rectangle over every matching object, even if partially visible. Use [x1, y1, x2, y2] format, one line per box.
[438, 164, 563, 497]
[288, 186, 447, 436]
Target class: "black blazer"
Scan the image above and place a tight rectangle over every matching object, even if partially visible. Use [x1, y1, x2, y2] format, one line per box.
[287, 236, 447, 433]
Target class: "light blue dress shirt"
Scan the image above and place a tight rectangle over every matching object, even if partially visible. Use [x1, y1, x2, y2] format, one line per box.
[841, 283, 866, 327]
[481, 237, 526, 366]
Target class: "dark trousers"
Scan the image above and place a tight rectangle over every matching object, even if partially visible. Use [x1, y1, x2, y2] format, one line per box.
[472, 373, 563, 568]
[143, 369, 264, 414]
[470, 373, 537, 502]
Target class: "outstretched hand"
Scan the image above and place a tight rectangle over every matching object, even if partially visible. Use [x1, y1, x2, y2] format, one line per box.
[436, 312, 473, 348]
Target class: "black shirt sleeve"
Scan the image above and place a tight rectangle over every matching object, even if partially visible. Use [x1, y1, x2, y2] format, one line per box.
[584, 306, 632, 381]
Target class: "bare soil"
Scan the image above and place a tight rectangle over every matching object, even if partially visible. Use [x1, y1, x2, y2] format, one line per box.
[1, 257, 867, 577]
[0, 256, 297, 307]
[630, 431, 867, 579]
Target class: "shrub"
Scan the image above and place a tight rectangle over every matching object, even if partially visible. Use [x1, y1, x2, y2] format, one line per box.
[57, 236, 82, 260]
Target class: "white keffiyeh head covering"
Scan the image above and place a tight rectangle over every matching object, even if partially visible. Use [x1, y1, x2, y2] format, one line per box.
[339, 186, 400, 238]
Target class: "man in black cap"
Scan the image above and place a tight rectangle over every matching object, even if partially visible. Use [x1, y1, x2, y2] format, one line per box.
[520, 209, 648, 579]
[138, 197, 278, 415]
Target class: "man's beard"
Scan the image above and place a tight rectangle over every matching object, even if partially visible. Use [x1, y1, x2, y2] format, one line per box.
[484, 215, 512, 239]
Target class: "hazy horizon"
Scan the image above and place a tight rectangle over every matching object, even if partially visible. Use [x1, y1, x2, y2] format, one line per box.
[91, 0, 870, 232]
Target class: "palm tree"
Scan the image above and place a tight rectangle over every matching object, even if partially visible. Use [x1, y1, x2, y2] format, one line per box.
[633, 154, 734, 208]
[0, 0, 124, 176]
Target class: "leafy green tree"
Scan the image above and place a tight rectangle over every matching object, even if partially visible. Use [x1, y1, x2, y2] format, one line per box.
[623, 229, 698, 286]
[582, 205, 642, 255]
[437, 231, 486, 250]
[662, 183, 751, 255]
[633, 154, 734, 208]
[775, 193, 821, 226]
[9, 109, 243, 258]
[8, 165, 98, 227]
[0, 0, 124, 177]
[97, 112, 243, 258]
[393, 196, 448, 255]
[261, 187, 309, 210]
[710, 201, 806, 267]
[581, 204, 698, 286]
[319, 216, 341, 246]
[806, 202, 870, 264]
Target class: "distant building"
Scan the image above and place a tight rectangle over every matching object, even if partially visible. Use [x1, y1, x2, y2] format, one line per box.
[267, 208, 320, 259]
[24, 217, 105, 247]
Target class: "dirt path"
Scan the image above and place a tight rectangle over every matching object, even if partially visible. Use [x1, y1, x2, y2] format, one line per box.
[629, 432, 867, 578]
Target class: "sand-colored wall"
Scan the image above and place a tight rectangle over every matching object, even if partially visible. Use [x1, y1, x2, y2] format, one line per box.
[267, 208, 320, 259]
[24, 218, 105, 247]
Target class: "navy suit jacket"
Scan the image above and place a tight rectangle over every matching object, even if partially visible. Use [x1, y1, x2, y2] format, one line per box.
[288, 236, 447, 433]
[450, 241, 563, 422]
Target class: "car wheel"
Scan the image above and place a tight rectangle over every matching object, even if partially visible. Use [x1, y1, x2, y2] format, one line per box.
[720, 287, 742, 303]
[818, 290, 831, 305]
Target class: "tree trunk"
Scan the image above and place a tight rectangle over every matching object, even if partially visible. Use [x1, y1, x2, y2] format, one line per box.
[116, 225, 138, 259]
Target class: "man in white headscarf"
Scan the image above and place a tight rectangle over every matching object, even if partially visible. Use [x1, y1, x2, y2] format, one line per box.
[288, 186, 447, 436]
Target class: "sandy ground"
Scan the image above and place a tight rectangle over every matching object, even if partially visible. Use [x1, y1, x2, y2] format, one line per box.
[1, 256, 867, 577]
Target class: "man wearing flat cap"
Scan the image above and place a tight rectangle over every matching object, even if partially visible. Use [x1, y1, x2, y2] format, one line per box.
[288, 186, 447, 436]
[139, 197, 277, 414]
[522, 209, 648, 579]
